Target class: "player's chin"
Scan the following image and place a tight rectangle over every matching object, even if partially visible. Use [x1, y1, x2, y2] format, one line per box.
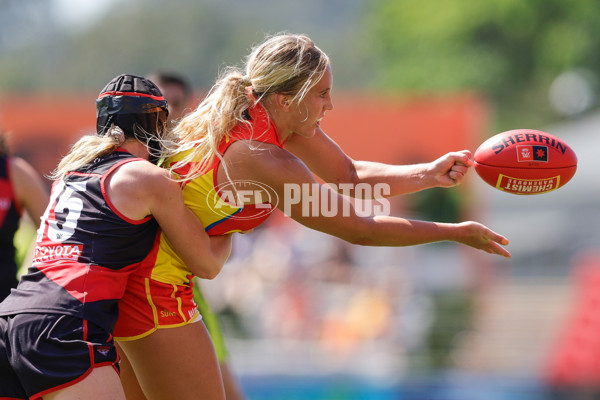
[297, 126, 318, 139]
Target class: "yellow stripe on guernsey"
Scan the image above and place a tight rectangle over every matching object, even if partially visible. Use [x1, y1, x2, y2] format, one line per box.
[151, 150, 243, 286]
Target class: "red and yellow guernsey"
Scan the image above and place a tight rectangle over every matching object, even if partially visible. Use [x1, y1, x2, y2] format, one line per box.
[151, 103, 286, 285]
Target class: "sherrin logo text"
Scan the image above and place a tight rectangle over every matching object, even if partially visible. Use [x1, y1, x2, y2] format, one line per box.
[491, 132, 567, 155]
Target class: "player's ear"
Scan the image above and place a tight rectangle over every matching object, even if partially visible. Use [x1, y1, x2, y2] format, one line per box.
[274, 94, 292, 111]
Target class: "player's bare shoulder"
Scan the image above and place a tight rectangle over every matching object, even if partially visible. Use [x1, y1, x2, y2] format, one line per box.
[223, 139, 304, 176]
[105, 160, 175, 220]
[111, 159, 168, 191]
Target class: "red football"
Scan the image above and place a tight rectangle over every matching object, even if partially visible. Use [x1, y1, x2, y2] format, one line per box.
[473, 129, 577, 195]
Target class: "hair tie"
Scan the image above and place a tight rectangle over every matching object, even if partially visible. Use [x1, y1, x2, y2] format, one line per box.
[240, 74, 253, 85]
[105, 126, 126, 144]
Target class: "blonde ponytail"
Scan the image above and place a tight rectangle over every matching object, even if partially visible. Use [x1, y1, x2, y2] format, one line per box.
[167, 67, 255, 180]
[167, 33, 330, 181]
[49, 126, 126, 180]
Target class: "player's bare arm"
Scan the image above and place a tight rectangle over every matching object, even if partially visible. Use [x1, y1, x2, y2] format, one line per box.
[285, 128, 473, 197]
[107, 161, 231, 279]
[223, 141, 510, 258]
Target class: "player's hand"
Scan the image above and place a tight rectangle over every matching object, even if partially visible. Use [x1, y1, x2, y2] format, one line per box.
[456, 221, 511, 258]
[429, 150, 473, 188]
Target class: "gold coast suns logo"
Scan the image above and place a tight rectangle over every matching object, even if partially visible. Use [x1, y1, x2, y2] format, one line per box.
[206, 180, 279, 221]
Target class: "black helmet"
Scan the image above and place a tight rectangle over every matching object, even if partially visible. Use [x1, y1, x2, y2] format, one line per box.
[96, 74, 169, 162]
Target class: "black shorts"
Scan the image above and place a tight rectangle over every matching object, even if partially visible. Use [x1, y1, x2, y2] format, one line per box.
[0, 313, 119, 399]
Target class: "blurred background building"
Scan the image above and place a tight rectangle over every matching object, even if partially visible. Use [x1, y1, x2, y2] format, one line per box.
[2, 0, 600, 398]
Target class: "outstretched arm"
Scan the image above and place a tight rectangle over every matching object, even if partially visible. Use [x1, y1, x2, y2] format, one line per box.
[284, 128, 471, 197]
[220, 141, 510, 258]
[107, 160, 232, 279]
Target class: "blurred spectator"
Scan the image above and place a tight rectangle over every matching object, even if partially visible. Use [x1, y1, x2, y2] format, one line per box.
[0, 132, 48, 301]
[148, 71, 193, 127]
[544, 252, 600, 399]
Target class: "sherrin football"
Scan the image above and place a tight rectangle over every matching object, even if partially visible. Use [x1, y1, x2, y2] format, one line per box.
[473, 129, 577, 195]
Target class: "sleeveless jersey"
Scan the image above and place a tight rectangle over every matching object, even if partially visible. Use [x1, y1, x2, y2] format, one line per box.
[153, 103, 285, 285]
[0, 156, 21, 298]
[0, 150, 160, 333]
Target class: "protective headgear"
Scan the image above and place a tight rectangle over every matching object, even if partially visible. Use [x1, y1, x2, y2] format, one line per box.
[96, 74, 169, 163]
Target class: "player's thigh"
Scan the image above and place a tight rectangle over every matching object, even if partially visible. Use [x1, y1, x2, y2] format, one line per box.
[116, 342, 147, 400]
[43, 365, 125, 400]
[118, 323, 225, 400]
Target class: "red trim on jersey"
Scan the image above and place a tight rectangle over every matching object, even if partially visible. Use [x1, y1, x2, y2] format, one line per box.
[67, 171, 102, 178]
[217, 103, 285, 157]
[196, 103, 280, 234]
[172, 161, 201, 188]
[83, 320, 92, 360]
[101, 158, 154, 225]
[97, 91, 165, 101]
